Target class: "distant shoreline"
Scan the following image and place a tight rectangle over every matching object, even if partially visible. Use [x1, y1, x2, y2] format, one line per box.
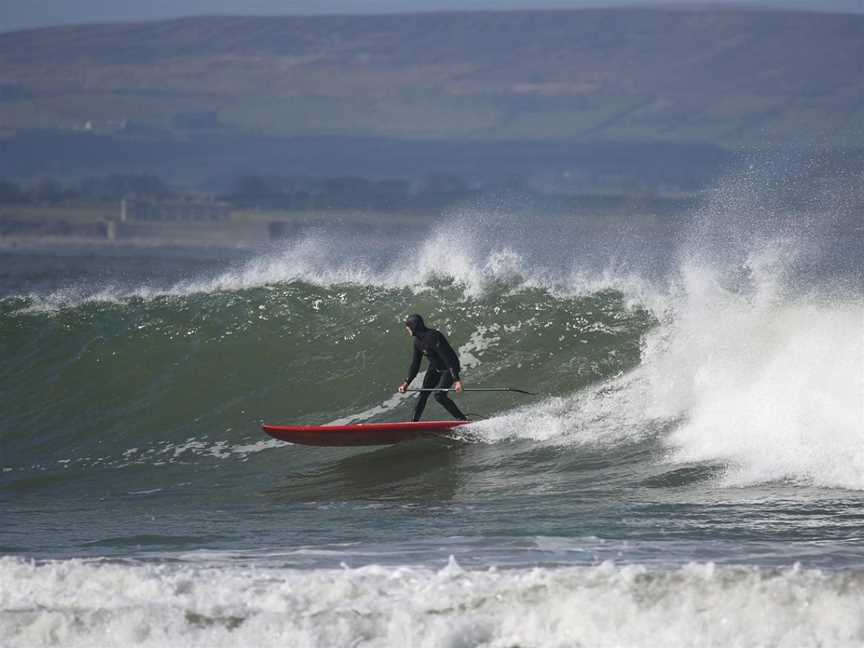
[0, 235, 262, 255]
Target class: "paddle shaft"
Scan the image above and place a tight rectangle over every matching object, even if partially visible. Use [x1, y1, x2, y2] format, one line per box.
[405, 387, 535, 395]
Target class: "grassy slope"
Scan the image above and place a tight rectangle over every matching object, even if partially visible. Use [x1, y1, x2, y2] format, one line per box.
[0, 9, 862, 145]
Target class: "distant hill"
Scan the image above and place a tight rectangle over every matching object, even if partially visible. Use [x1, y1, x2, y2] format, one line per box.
[1, 8, 862, 146]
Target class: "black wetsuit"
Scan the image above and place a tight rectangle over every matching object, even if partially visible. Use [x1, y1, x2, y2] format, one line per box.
[404, 315, 467, 422]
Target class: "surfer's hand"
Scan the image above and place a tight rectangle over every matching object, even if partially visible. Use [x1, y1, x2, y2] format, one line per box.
[454, 380, 463, 393]
[398, 382, 408, 394]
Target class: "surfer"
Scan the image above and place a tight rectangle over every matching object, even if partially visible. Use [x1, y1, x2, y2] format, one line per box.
[398, 314, 467, 422]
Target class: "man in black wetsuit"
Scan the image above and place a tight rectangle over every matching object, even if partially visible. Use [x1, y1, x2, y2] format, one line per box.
[397, 314, 468, 422]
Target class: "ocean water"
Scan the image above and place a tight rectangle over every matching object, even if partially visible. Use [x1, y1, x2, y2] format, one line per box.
[1, 165, 863, 647]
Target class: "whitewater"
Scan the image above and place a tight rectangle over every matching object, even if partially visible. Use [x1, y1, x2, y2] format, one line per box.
[1, 162, 863, 647]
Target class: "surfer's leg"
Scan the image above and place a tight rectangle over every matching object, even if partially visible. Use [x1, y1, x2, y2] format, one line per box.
[433, 373, 468, 421]
[412, 370, 439, 421]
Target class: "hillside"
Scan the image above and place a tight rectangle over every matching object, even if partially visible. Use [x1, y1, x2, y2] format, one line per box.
[1, 8, 862, 146]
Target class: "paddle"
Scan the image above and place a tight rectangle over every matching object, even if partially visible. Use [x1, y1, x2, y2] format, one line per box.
[405, 387, 536, 395]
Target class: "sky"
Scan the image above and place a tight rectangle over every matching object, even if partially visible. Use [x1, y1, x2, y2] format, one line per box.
[1, 0, 861, 32]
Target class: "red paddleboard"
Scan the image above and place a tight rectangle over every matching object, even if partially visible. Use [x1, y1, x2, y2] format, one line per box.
[262, 420, 471, 447]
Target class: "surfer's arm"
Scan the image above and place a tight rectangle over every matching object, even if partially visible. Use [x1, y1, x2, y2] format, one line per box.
[405, 345, 422, 385]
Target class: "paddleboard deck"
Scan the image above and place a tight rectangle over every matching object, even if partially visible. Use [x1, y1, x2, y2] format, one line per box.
[262, 420, 471, 447]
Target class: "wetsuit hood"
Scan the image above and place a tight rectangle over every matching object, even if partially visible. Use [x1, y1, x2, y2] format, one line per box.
[404, 314, 428, 336]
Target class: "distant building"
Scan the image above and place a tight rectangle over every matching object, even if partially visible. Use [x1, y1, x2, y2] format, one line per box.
[121, 195, 230, 222]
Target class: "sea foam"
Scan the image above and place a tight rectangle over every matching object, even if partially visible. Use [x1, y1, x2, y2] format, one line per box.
[466, 210, 864, 491]
[2, 557, 863, 648]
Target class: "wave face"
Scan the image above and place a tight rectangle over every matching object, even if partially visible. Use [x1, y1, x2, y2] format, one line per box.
[5, 247, 859, 487]
[0, 278, 650, 469]
[2, 159, 863, 647]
